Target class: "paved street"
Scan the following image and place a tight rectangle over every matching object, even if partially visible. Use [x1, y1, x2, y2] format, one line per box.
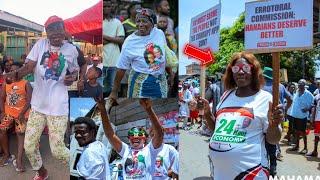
[179, 124, 320, 180]
[0, 135, 69, 180]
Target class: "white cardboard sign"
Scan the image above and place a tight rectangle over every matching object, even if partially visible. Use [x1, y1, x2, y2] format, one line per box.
[189, 4, 221, 52]
[245, 0, 313, 53]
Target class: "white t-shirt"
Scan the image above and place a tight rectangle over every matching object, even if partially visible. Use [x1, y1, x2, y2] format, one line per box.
[27, 38, 79, 116]
[118, 142, 178, 180]
[119, 142, 151, 180]
[149, 143, 179, 180]
[314, 94, 320, 121]
[103, 18, 125, 67]
[77, 141, 111, 180]
[179, 89, 192, 117]
[209, 90, 271, 180]
[117, 27, 167, 76]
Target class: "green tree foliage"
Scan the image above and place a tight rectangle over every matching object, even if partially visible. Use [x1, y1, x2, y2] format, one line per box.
[208, 13, 245, 74]
[208, 12, 319, 83]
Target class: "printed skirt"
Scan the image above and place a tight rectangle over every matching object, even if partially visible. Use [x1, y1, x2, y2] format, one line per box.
[127, 70, 167, 98]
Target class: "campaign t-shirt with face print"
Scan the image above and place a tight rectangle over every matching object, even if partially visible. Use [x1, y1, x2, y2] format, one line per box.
[209, 90, 272, 180]
[27, 38, 79, 116]
[149, 143, 179, 180]
[119, 142, 151, 180]
[117, 27, 166, 76]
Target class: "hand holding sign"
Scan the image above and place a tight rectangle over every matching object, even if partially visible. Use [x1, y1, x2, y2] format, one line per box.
[268, 102, 284, 128]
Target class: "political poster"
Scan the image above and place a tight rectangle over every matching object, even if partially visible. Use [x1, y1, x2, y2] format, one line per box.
[189, 4, 221, 52]
[245, 0, 313, 53]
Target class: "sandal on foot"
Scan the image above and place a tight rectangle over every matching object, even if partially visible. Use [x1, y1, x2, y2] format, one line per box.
[12, 159, 25, 172]
[0, 154, 15, 166]
[299, 149, 308, 154]
[306, 151, 318, 157]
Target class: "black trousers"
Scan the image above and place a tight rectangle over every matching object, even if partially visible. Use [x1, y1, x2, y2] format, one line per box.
[265, 141, 277, 168]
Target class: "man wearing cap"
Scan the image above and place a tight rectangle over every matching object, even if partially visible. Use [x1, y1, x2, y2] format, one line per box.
[4, 15, 79, 180]
[262, 67, 292, 176]
[288, 79, 314, 155]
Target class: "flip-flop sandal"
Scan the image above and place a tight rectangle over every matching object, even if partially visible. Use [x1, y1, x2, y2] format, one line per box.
[306, 151, 317, 157]
[0, 154, 15, 166]
[12, 159, 25, 172]
[299, 149, 308, 154]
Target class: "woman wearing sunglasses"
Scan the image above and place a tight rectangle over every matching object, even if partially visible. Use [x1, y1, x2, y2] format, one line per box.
[96, 98, 178, 180]
[108, 8, 174, 99]
[206, 52, 284, 179]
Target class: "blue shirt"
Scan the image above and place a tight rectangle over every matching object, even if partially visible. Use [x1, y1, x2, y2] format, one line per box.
[263, 80, 292, 104]
[289, 89, 314, 119]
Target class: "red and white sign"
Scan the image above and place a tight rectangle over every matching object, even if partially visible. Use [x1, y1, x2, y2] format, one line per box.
[189, 4, 221, 52]
[245, 0, 313, 53]
[149, 111, 179, 145]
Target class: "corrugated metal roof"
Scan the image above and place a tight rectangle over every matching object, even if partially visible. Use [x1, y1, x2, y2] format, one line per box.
[0, 10, 44, 32]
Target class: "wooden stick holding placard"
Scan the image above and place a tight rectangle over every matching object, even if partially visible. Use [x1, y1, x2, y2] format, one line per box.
[272, 52, 280, 109]
[200, 65, 206, 98]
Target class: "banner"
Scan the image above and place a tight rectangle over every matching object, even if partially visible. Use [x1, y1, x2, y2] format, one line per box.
[245, 0, 313, 53]
[149, 111, 179, 145]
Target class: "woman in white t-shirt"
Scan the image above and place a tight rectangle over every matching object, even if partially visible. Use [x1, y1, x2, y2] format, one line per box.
[205, 52, 284, 179]
[108, 8, 174, 99]
[96, 98, 177, 180]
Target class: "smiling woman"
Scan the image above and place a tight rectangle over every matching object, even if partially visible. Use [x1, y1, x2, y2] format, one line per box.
[107, 8, 174, 99]
[205, 52, 284, 179]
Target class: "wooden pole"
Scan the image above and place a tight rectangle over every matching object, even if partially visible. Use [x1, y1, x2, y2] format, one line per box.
[272, 52, 280, 108]
[200, 65, 206, 98]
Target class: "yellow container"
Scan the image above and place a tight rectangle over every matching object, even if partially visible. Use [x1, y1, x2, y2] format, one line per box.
[282, 121, 289, 132]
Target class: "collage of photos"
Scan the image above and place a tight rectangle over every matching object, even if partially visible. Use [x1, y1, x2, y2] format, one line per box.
[0, 0, 320, 180]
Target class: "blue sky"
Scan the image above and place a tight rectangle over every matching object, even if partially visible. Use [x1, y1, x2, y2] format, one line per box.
[179, 0, 248, 74]
[70, 98, 96, 122]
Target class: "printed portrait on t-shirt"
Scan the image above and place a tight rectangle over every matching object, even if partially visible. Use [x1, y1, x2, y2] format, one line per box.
[144, 43, 163, 71]
[209, 107, 253, 152]
[124, 152, 146, 178]
[7, 85, 20, 106]
[154, 156, 166, 177]
[40, 51, 65, 81]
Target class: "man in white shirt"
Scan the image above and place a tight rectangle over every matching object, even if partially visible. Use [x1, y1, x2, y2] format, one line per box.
[74, 117, 110, 180]
[3, 15, 79, 180]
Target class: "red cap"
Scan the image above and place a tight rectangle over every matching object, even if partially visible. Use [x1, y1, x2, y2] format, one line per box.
[44, 15, 63, 28]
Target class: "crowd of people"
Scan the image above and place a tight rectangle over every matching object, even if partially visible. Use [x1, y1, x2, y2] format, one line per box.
[103, 0, 178, 100]
[179, 51, 320, 179]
